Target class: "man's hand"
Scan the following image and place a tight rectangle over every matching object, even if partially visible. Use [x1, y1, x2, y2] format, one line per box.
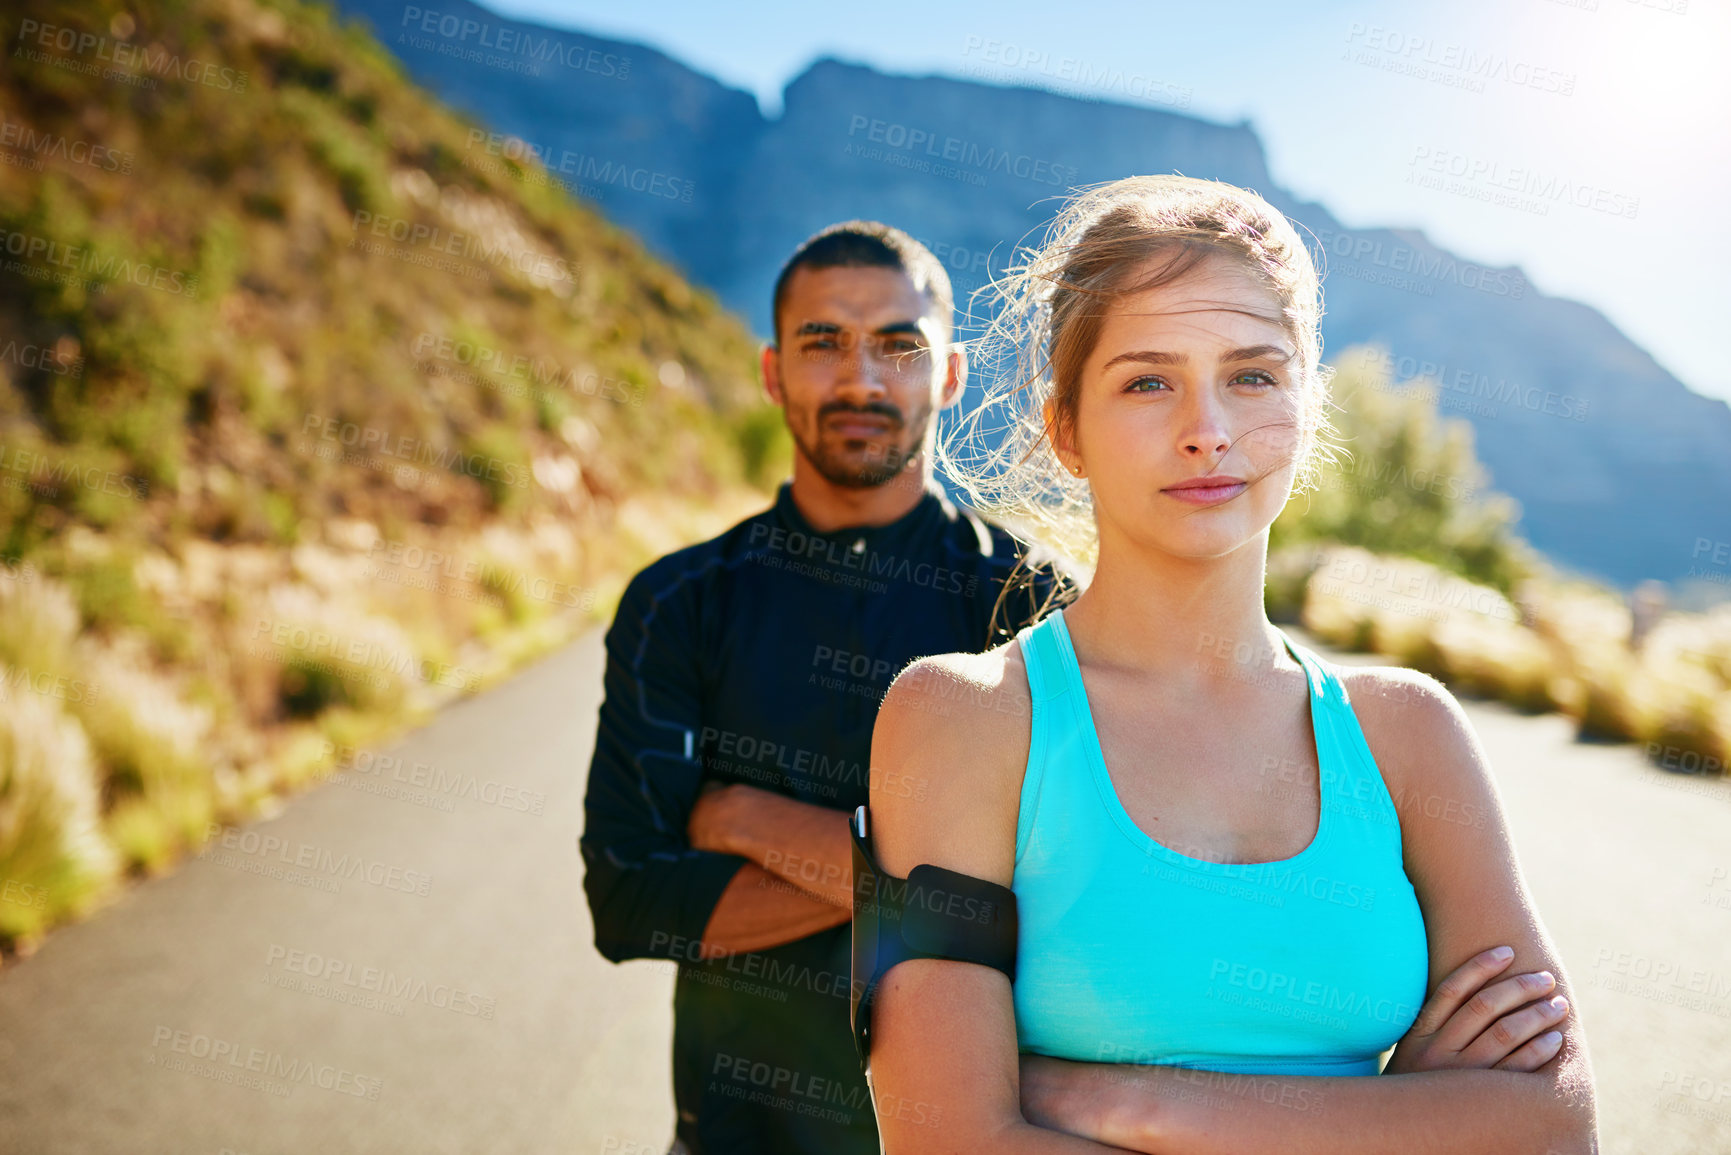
[687, 781, 745, 856]
[686, 781, 855, 908]
[1384, 945, 1571, 1074]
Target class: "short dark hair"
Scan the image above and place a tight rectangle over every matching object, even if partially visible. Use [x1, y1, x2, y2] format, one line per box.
[770, 220, 954, 346]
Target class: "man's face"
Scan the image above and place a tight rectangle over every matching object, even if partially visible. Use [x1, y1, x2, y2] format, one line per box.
[765, 264, 961, 489]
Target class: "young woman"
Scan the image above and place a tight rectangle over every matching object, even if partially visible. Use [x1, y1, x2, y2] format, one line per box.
[865, 176, 1597, 1152]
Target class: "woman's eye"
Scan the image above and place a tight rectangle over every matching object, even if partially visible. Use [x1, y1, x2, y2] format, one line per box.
[1125, 375, 1169, 394]
[1232, 370, 1278, 387]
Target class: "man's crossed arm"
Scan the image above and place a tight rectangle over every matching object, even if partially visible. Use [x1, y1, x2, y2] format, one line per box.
[687, 783, 854, 956]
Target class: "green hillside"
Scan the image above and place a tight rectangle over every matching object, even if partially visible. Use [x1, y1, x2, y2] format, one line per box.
[0, 0, 785, 955]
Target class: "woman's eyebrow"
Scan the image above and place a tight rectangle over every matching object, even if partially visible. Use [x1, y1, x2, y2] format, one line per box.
[1222, 344, 1295, 364]
[1101, 344, 1294, 370]
[1101, 349, 1186, 369]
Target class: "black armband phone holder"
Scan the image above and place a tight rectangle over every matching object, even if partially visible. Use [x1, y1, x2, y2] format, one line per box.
[849, 804, 1018, 1075]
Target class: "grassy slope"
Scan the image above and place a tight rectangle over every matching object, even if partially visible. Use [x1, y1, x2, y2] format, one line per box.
[0, 0, 789, 955]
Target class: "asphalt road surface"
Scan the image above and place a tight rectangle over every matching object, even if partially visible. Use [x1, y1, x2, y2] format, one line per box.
[0, 626, 1726, 1154]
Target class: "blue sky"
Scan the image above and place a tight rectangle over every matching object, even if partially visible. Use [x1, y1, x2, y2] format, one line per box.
[485, 0, 1729, 403]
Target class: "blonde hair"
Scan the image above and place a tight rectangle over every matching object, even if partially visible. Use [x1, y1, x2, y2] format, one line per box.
[941, 175, 1338, 583]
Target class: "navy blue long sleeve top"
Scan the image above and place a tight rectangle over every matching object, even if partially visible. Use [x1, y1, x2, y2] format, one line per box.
[580, 478, 1058, 1155]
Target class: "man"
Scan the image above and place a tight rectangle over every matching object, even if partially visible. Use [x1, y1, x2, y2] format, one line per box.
[580, 220, 1060, 1155]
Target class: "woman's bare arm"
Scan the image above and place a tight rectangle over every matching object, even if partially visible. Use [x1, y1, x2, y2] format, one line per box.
[867, 649, 1142, 1154]
[1018, 666, 1599, 1154]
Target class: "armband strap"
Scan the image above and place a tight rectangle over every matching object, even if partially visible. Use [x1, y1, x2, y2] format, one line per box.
[848, 804, 1018, 1075]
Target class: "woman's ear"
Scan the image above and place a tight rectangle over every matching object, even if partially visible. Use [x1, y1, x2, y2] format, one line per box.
[1043, 396, 1080, 476]
[938, 342, 968, 409]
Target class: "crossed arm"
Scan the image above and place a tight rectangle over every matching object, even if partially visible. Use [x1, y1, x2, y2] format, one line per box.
[688, 781, 856, 954]
[864, 655, 1599, 1154]
[579, 564, 856, 964]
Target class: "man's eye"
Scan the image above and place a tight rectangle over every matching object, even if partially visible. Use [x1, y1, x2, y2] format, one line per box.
[1125, 376, 1169, 393]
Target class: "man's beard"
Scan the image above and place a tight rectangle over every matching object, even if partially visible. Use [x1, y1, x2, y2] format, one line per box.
[793, 400, 931, 489]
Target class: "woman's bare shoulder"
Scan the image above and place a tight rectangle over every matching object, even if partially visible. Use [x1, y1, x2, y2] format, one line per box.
[1339, 664, 1492, 818]
[867, 637, 1033, 880]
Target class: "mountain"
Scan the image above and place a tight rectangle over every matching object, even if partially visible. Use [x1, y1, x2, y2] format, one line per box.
[335, 0, 1731, 589]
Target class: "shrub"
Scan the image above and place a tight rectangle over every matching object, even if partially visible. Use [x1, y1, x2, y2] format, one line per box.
[0, 681, 118, 949]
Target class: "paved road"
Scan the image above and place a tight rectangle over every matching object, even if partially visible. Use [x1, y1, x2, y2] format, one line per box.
[0, 626, 1726, 1154]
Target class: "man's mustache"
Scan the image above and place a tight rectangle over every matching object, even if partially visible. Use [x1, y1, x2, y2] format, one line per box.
[819, 402, 904, 428]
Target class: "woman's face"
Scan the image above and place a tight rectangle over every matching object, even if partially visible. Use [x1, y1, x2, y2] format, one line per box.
[1058, 252, 1305, 563]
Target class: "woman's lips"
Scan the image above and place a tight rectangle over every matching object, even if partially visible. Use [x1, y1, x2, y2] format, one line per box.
[1161, 478, 1248, 506]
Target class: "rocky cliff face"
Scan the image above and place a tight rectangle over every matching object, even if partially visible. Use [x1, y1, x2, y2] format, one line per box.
[337, 0, 1731, 588]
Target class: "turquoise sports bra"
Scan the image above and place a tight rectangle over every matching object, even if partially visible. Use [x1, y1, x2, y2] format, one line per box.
[1010, 608, 1430, 1076]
